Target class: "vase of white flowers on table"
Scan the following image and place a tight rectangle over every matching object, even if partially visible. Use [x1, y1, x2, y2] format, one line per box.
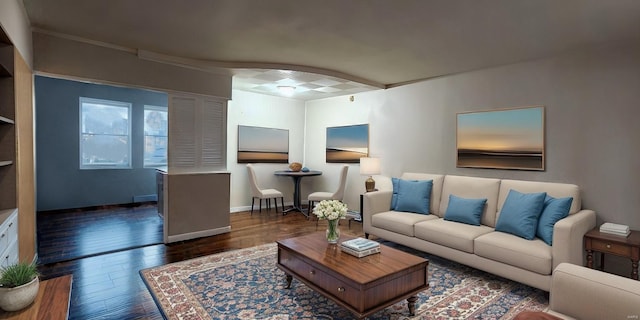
[313, 200, 348, 244]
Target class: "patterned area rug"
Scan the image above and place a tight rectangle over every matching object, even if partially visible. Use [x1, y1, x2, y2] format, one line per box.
[140, 242, 548, 319]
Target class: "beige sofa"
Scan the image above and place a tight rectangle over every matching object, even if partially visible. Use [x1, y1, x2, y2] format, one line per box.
[362, 173, 596, 291]
[545, 262, 640, 319]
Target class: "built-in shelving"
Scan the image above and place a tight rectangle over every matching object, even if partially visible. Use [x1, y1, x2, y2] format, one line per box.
[0, 26, 36, 263]
[0, 33, 17, 211]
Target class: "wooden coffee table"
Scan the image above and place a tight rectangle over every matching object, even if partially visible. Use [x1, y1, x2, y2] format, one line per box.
[276, 232, 429, 319]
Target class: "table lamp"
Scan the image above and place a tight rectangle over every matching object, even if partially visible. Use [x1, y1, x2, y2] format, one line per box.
[360, 157, 381, 192]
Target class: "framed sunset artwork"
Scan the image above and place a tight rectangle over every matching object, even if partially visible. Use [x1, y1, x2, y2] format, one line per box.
[237, 125, 289, 163]
[456, 106, 545, 171]
[326, 124, 369, 163]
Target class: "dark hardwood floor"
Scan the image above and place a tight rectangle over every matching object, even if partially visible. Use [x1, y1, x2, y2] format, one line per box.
[37, 205, 163, 265]
[36, 205, 364, 319]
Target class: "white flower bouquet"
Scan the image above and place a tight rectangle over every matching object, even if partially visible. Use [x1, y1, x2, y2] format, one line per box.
[313, 200, 348, 220]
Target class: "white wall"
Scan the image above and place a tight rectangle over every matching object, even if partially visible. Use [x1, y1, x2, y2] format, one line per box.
[227, 90, 306, 211]
[0, 0, 33, 67]
[305, 92, 386, 211]
[305, 41, 640, 229]
[33, 32, 232, 99]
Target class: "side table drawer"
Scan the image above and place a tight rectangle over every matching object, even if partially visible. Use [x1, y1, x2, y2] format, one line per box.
[0, 210, 19, 268]
[1, 244, 18, 268]
[591, 240, 631, 256]
[0, 216, 15, 249]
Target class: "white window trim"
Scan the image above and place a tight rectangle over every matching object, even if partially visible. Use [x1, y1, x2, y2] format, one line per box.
[79, 97, 132, 170]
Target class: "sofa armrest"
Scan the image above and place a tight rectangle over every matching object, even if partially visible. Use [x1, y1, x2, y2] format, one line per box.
[551, 209, 596, 269]
[550, 263, 640, 320]
[362, 191, 392, 232]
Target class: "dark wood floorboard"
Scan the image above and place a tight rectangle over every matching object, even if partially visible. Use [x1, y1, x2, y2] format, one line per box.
[37, 205, 163, 264]
[36, 207, 364, 319]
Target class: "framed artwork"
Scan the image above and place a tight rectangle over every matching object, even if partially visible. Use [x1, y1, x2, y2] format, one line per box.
[237, 125, 289, 163]
[326, 124, 369, 163]
[456, 106, 545, 170]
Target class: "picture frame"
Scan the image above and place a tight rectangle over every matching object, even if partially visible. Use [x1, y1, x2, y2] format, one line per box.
[326, 124, 369, 163]
[237, 125, 289, 163]
[456, 106, 545, 171]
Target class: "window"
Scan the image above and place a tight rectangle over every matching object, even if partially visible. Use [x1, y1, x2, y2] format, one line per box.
[144, 105, 168, 167]
[80, 97, 132, 169]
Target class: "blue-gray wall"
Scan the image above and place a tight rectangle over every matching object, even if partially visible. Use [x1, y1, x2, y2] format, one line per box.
[35, 76, 168, 211]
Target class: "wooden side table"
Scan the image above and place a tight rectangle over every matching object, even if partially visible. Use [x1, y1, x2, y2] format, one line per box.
[0, 274, 72, 319]
[584, 228, 640, 280]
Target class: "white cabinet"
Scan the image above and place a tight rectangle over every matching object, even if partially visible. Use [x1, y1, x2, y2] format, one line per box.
[0, 209, 18, 268]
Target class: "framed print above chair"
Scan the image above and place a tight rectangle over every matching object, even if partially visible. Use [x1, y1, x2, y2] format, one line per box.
[237, 125, 289, 163]
[326, 124, 369, 163]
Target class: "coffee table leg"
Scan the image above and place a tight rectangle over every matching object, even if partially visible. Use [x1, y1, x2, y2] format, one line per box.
[407, 296, 418, 316]
[284, 274, 293, 289]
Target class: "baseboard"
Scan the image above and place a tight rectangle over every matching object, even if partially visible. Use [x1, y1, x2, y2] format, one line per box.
[231, 201, 294, 213]
[133, 194, 158, 203]
[38, 202, 157, 215]
[165, 226, 231, 243]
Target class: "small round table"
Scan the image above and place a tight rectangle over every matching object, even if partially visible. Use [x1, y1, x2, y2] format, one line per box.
[274, 170, 322, 217]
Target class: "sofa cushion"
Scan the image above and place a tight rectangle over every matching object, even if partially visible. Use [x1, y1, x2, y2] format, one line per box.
[395, 179, 433, 214]
[475, 231, 552, 274]
[390, 177, 399, 209]
[414, 219, 493, 253]
[371, 211, 438, 237]
[400, 173, 445, 215]
[498, 179, 581, 215]
[495, 189, 546, 240]
[443, 195, 487, 226]
[439, 175, 501, 226]
[537, 195, 573, 245]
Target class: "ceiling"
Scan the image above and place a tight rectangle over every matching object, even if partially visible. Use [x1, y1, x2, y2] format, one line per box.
[22, 0, 640, 101]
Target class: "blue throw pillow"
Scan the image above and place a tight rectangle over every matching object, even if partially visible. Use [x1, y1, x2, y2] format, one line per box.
[444, 195, 487, 226]
[390, 177, 400, 210]
[394, 179, 433, 214]
[495, 189, 547, 240]
[536, 195, 573, 245]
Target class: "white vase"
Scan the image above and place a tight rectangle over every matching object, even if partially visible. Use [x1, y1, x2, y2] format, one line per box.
[0, 277, 40, 312]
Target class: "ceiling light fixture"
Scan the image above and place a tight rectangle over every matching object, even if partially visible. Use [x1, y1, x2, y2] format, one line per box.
[277, 85, 296, 96]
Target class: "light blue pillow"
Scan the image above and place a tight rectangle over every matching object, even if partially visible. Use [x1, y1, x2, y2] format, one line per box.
[495, 189, 547, 240]
[536, 195, 573, 245]
[394, 179, 433, 214]
[390, 177, 400, 210]
[444, 195, 487, 226]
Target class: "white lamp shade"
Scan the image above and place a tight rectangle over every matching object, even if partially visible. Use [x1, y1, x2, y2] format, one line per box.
[360, 157, 381, 175]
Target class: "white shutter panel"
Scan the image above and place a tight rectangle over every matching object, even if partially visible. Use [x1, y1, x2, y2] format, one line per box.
[200, 98, 225, 168]
[168, 94, 227, 173]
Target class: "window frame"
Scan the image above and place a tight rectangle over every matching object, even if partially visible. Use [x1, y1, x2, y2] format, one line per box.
[143, 105, 168, 168]
[79, 97, 132, 170]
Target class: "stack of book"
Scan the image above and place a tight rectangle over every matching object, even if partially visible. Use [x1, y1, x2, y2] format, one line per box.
[600, 222, 630, 237]
[340, 237, 380, 258]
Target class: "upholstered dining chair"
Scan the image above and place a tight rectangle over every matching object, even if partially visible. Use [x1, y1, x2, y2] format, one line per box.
[308, 165, 349, 221]
[246, 164, 285, 215]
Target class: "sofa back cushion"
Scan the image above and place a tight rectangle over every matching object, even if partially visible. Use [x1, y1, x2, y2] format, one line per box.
[394, 179, 433, 214]
[400, 173, 444, 215]
[497, 180, 582, 221]
[439, 175, 501, 224]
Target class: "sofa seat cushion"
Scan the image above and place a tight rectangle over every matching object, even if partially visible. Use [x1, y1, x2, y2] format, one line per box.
[371, 211, 438, 237]
[414, 219, 494, 253]
[475, 231, 552, 274]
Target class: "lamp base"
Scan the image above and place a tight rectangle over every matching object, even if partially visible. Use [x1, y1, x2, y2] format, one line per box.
[365, 176, 376, 192]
